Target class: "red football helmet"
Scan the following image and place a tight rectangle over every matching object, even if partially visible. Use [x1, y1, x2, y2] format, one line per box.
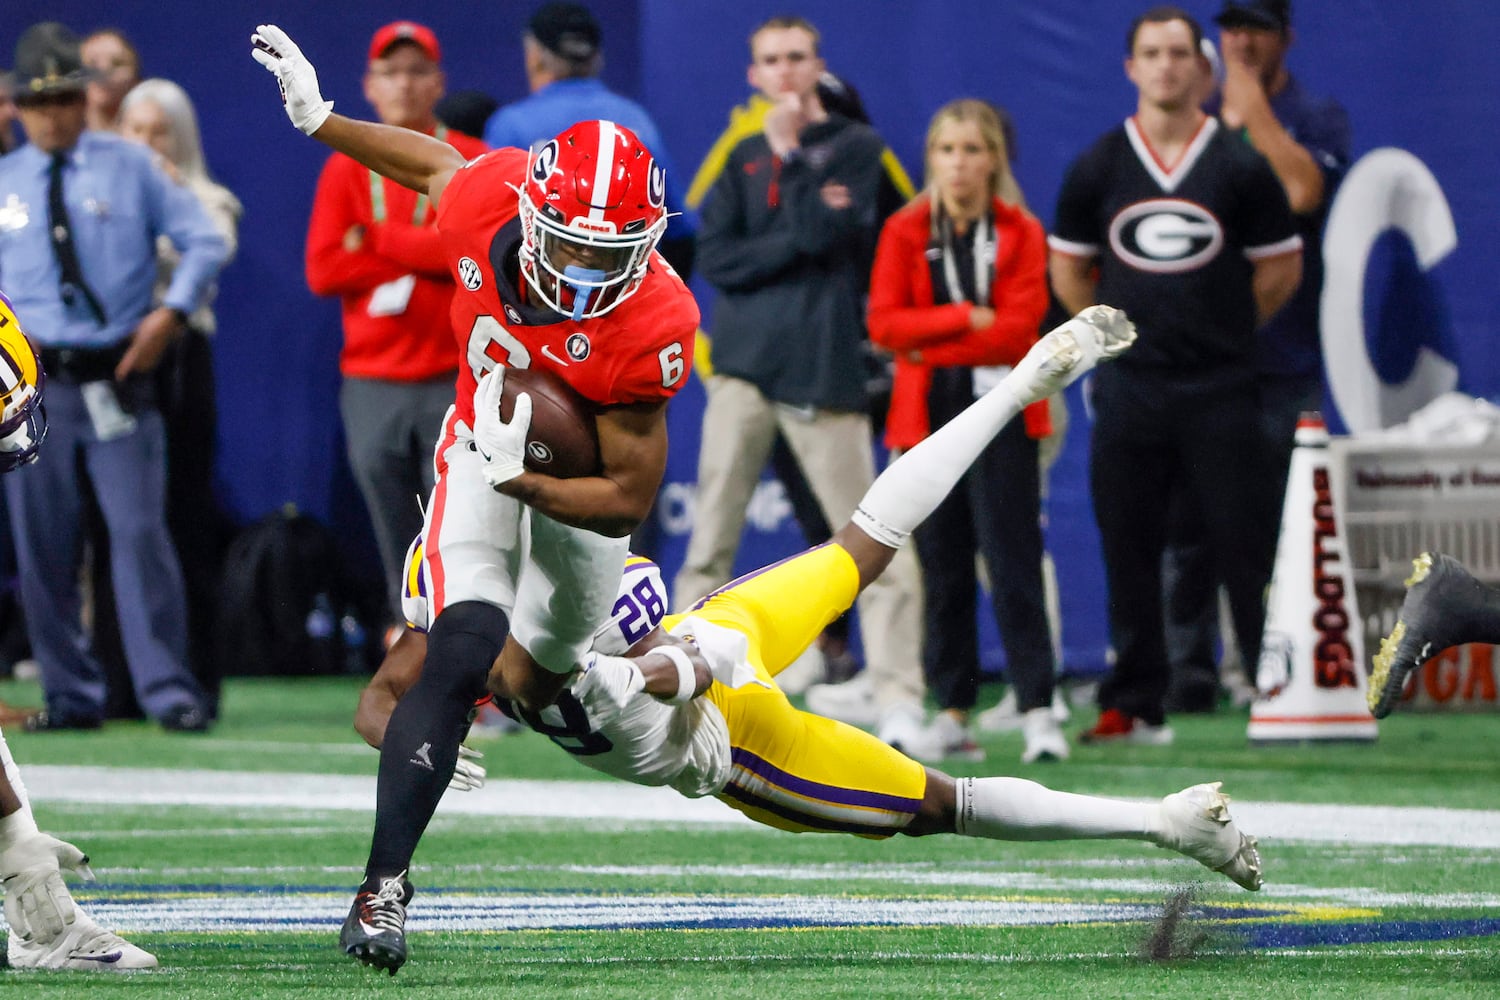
[516, 119, 669, 320]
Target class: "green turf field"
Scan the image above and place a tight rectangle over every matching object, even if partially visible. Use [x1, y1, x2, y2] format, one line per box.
[3, 676, 1498, 998]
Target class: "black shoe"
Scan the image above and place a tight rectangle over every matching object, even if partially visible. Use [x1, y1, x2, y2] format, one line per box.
[23, 710, 103, 732]
[1369, 552, 1483, 719]
[340, 873, 412, 975]
[160, 703, 211, 732]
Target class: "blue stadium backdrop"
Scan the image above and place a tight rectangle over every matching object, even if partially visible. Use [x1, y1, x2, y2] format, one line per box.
[4, 1, 1494, 676]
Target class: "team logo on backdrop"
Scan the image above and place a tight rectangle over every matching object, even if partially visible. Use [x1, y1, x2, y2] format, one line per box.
[647, 160, 666, 208]
[566, 332, 592, 361]
[1109, 199, 1223, 273]
[458, 256, 483, 290]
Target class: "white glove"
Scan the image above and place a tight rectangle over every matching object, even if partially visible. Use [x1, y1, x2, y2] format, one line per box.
[472, 368, 531, 488]
[0, 832, 94, 943]
[250, 24, 334, 135]
[448, 744, 486, 792]
[579, 653, 646, 711]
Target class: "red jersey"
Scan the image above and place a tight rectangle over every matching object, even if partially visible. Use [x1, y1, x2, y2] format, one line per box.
[306, 125, 489, 381]
[436, 149, 699, 428]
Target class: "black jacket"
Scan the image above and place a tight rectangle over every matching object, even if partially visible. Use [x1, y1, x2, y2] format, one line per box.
[697, 114, 888, 412]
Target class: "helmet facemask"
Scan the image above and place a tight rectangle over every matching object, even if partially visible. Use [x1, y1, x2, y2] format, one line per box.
[0, 294, 46, 472]
[515, 121, 670, 321]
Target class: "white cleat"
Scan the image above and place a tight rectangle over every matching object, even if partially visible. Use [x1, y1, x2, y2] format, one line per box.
[1010, 305, 1136, 406]
[6, 895, 158, 970]
[1155, 781, 1262, 891]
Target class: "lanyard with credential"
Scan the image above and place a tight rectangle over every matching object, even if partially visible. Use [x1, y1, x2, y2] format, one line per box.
[939, 210, 995, 308]
[368, 124, 446, 224]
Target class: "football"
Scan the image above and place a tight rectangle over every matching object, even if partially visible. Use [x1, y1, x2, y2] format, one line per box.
[496, 365, 601, 479]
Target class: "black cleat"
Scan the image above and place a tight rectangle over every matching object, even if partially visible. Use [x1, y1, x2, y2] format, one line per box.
[339, 872, 412, 975]
[1368, 553, 1482, 719]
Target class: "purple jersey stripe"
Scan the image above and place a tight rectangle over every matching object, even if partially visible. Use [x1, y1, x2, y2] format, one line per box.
[730, 746, 921, 814]
[718, 783, 900, 837]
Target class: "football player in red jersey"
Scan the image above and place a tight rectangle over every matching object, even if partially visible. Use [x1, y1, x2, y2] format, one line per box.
[252, 25, 698, 974]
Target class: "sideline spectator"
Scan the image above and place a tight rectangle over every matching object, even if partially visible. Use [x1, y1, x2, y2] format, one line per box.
[1048, 6, 1301, 745]
[0, 22, 226, 732]
[1164, 3, 1351, 710]
[675, 14, 925, 748]
[684, 69, 916, 688]
[868, 99, 1064, 764]
[80, 28, 140, 133]
[304, 22, 486, 636]
[483, 2, 696, 277]
[120, 78, 242, 712]
[0, 73, 19, 155]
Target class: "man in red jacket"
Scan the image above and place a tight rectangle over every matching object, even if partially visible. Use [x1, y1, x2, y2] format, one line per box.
[304, 21, 487, 633]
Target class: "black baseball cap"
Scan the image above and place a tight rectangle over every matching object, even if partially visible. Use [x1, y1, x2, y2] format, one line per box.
[528, 3, 601, 62]
[1215, 1, 1292, 32]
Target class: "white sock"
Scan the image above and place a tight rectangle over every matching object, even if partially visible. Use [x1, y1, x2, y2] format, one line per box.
[954, 776, 1158, 843]
[853, 379, 1026, 548]
[0, 726, 39, 849]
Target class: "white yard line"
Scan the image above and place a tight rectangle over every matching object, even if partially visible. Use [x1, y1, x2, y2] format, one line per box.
[25, 764, 1500, 849]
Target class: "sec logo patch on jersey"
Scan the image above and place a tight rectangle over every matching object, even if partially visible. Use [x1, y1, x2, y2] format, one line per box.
[1109, 199, 1223, 274]
[458, 256, 483, 291]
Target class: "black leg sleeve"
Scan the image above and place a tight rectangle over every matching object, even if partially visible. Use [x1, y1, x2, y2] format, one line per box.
[361, 601, 507, 889]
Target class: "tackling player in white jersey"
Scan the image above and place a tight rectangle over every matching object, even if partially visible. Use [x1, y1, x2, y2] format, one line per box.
[358, 307, 1262, 926]
[0, 290, 156, 971]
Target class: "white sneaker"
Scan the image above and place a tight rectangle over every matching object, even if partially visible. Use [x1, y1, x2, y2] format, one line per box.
[977, 688, 1071, 733]
[1020, 707, 1070, 763]
[6, 892, 158, 970]
[902, 712, 984, 763]
[774, 643, 827, 697]
[875, 700, 927, 754]
[1154, 781, 1263, 891]
[804, 673, 879, 728]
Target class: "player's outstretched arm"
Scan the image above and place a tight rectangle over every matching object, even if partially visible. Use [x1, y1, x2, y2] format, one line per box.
[251, 24, 464, 203]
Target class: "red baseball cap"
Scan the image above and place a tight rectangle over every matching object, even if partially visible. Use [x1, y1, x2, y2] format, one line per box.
[368, 21, 440, 63]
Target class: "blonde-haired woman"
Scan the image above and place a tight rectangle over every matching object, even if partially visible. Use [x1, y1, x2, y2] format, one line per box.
[868, 99, 1064, 764]
[120, 78, 241, 713]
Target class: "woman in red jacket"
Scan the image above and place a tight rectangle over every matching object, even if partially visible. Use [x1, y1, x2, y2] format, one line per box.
[868, 99, 1065, 765]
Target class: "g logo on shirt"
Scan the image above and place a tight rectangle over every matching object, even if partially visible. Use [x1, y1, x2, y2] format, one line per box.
[1108, 199, 1223, 274]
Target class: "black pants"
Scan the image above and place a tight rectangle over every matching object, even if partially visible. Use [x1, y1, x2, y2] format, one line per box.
[913, 415, 1054, 714]
[1161, 371, 1322, 701]
[1090, 366, 1278, 726]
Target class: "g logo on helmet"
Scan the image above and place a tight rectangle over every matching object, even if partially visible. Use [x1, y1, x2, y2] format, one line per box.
[1108, 199, 1223, 274]
[647, 160, 666, 209]
[530, 140, 559, 187]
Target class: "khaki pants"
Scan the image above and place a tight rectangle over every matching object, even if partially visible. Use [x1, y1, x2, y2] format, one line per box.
[674, 375, 923, 708]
